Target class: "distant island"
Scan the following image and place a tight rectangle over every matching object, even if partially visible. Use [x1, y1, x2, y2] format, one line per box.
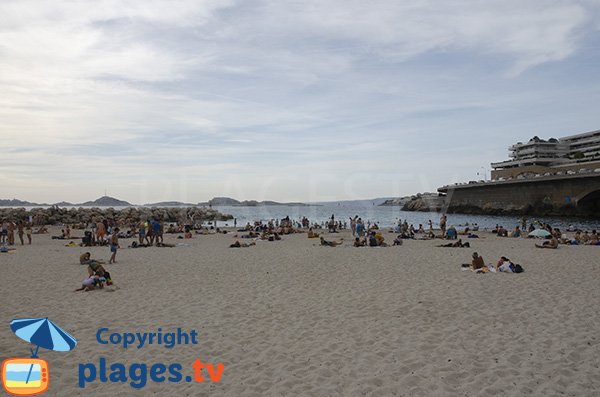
[0, 196, 132, 207]
[0, 195, 315, 207]
[199, 197, 314, 207]
[143, 201, 197, 207]
[0, 198, 48, 206]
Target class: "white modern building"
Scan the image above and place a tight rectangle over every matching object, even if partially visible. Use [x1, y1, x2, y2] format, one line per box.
[491, 129, 600, 179]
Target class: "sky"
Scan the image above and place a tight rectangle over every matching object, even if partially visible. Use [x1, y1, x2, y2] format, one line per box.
[1, 0, 600, 204]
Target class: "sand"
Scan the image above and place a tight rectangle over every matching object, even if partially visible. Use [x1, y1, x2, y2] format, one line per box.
[1, 227, 600, 396]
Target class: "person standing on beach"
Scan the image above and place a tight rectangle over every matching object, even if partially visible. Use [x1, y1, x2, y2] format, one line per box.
[138, 221, 146, 244]
[1, 220, 7, 244]
[17, 221, 24, 245]
[96, 220, 106, 243]
[146, 220, 154, 245]
[355, 218, 363, 237]
[440, 214, 447, 236]
[153, 220, 162, 245]
[109, 227, 120, 264]
[7, 221, 15, 245]
[25, 222, 32, 244]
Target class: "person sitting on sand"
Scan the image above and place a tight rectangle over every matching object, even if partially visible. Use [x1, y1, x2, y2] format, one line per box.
[392, 235, 403, 246]
[588, 230, 599, 245]
[320, 236, 344, 247]
[471, 252, 485, 270]
[353, 237, 366, 247]
[230, 240, 256, 248]
[445, 225, 457, 239]
[496, 226, 508, 237]
[80, 252, 107, 277]
[536, 236, 558, 249]
[511, 226, 522, 238]
[569, 231, 582, 245]
[374, 232, 387, 247]
[307, 228, 320, 238]
[581, 231, 590, 243]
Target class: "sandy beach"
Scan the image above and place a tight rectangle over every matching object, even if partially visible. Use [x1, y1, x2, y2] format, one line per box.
[1, 227, 599, 396]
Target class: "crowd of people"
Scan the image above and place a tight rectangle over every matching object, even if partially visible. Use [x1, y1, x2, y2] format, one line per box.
[4, 211, 597, 290]
[0, 220, 33, 246]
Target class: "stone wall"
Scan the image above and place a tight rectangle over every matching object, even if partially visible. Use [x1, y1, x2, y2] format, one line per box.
[441, 174, 600, 217]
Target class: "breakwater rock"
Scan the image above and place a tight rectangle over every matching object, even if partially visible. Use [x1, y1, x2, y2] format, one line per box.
[0, 206, 233, 226]
[400, 194, 445, 212]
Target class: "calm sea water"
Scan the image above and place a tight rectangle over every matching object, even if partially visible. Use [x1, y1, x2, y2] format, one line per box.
[8, 204, 599, 230]
[209, 204, 600, 231]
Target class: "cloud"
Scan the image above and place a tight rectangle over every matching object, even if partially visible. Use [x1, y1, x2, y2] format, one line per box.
[0, 0, 599, 202]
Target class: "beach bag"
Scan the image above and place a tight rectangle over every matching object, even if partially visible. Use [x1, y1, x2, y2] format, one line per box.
[514, 264, 524, 273]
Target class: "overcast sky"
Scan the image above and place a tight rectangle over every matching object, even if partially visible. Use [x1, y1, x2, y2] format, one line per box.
[2, 0, 600, 204]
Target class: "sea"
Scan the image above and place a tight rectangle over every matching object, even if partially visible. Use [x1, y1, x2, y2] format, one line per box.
[6, 204, 600, 230]
[210, 204, 600, 231]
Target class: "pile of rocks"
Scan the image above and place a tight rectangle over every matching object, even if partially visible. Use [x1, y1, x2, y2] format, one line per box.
[0, 206, 233, 226]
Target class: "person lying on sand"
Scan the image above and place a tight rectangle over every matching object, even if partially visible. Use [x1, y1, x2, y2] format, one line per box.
[52, 230, 68, 240]
[230, 240, 256, 248]
[496, 256, 515, 272]
[320, 236, 344, 247]
[243, 231, 258, 238]
[438, 239, 470, 248]
[535, 237, 558, 249]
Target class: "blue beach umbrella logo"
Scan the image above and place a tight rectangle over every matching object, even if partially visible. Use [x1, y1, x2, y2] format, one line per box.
[10, 318, 77, 357]
[2, 318, 77, 395]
